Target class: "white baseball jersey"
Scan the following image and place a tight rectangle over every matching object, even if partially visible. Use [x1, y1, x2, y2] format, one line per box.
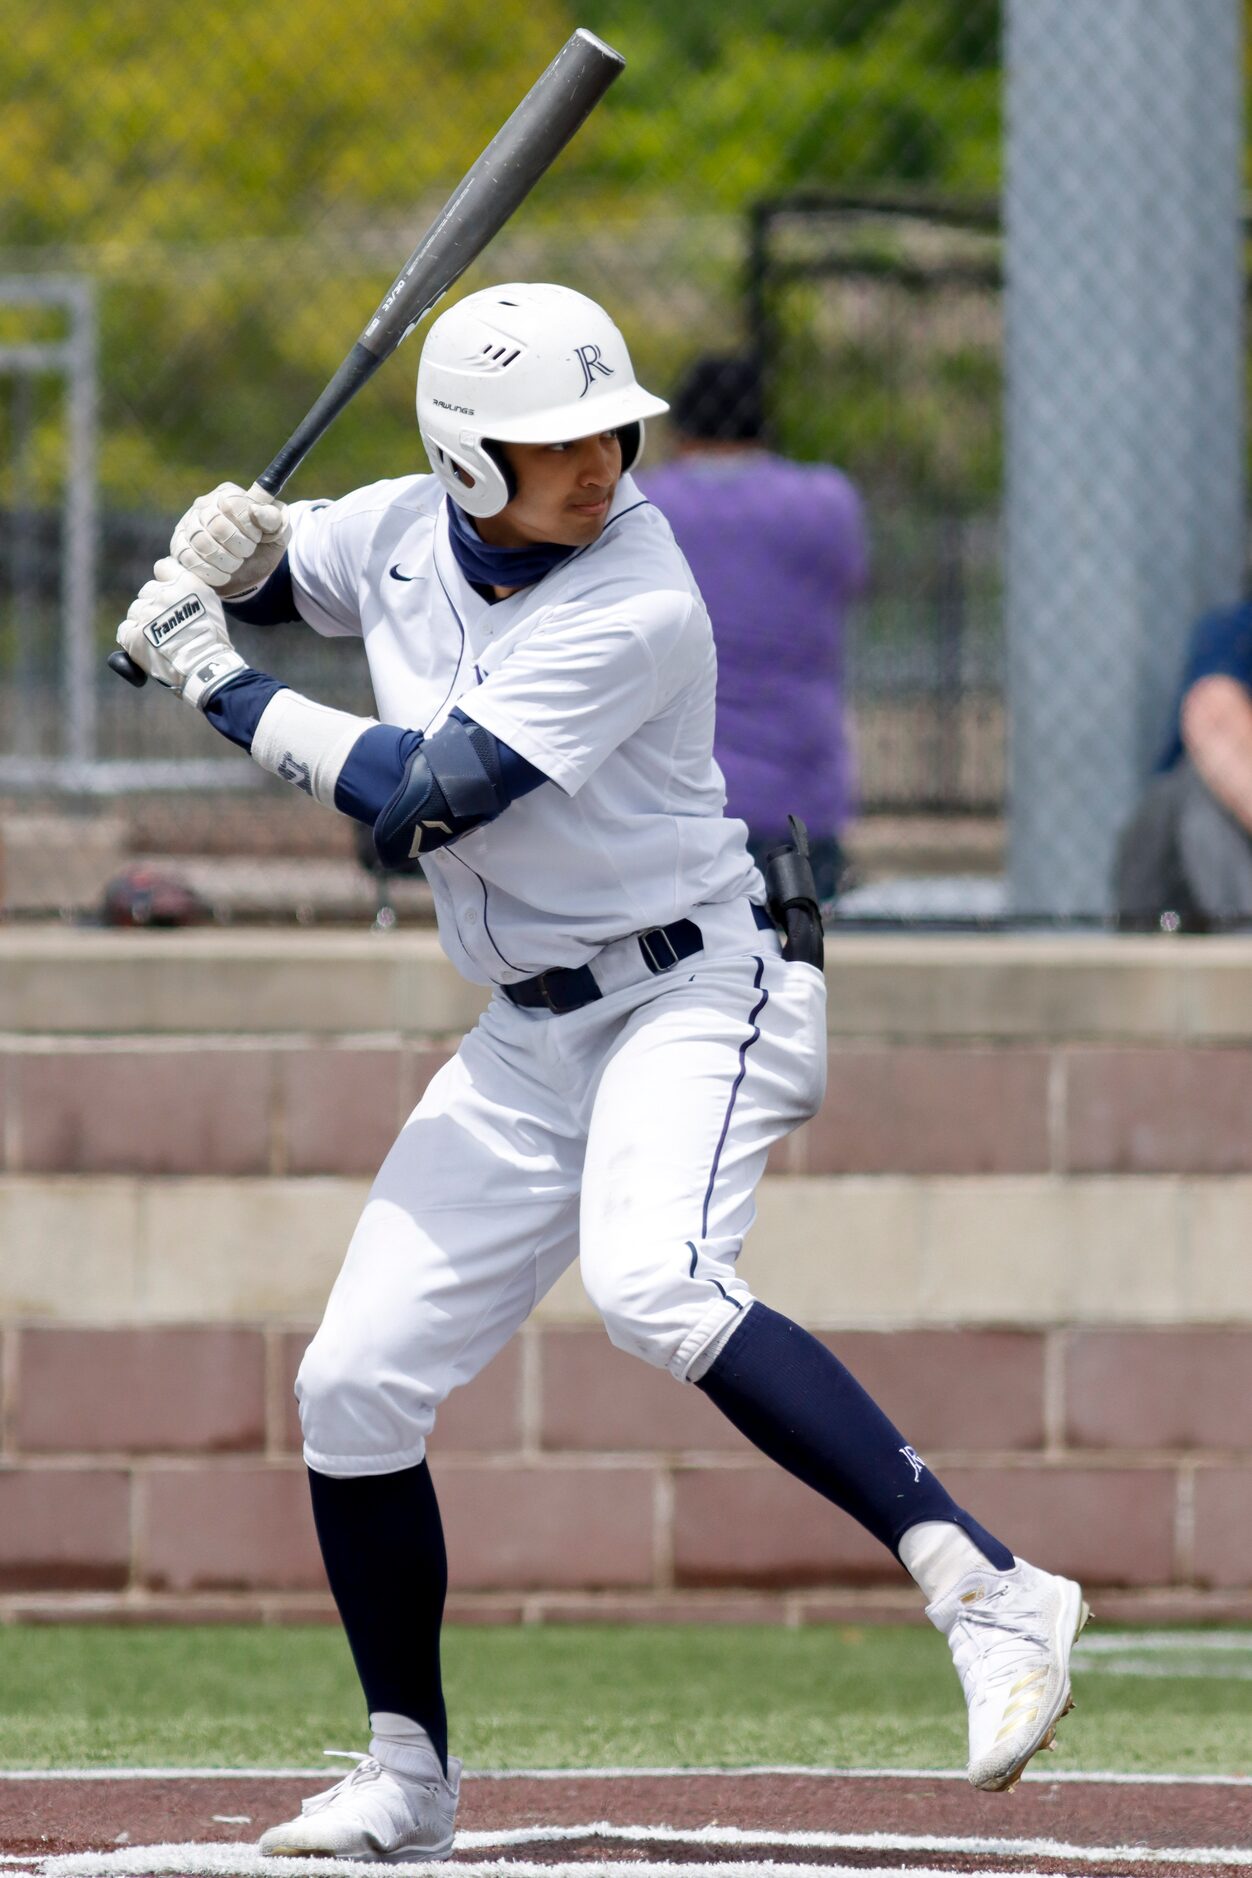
[285, 472, 759, 982]
[266, 466, 827, 1476]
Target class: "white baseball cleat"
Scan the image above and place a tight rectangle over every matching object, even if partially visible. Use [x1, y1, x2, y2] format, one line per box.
[927, 1556, 1090, 1792]
[258, 1750, 461, 1861]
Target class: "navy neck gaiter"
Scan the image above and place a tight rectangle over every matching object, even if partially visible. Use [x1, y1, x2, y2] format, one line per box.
[445, 496, 575, 595]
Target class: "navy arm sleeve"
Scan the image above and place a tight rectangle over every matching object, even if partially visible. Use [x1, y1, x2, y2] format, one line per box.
[223, 554, 303, 627]
[202, 677, 546, 855]
[203, 670, 287, 749]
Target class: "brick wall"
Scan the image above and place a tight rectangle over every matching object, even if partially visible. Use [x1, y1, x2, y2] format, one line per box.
[2, 928, 1250, 1622]
[5, 1036, 1252, 1180]
[3, 1319, 1251, 1622]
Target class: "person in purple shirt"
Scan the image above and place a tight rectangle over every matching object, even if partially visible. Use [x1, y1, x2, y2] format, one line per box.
[643, 354, 868, 901]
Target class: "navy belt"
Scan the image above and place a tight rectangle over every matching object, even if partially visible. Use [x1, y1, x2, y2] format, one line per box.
[504, 904, 775, 1015]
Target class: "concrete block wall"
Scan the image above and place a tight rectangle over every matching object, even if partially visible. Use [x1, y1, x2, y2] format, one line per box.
[1, 928, 1251, 1623]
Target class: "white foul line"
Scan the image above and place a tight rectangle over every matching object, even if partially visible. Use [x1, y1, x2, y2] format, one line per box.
[35, 1857, 1060, 1878]
[1076, 1632, 1252, 1682]
[1080, 1660, 1252, 1680]
[1, 1763, 1250, 1787]
[448, 1820, 1252, 1866]
[31, 1820, 1252, 1877]
[465, 1762, 1252, 1789]
[1077, 1631, 1252, 1653]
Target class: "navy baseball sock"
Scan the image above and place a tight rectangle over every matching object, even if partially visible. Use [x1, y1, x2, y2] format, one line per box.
[697, 1303, 1013, 1566]
[307, 1461, 449, 1774]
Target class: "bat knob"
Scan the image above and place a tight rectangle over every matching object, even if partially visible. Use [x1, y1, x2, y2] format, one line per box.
[108, 649, 149, 688]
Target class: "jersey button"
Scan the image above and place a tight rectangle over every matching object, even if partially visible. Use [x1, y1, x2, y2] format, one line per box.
[464, 909, 479, 927]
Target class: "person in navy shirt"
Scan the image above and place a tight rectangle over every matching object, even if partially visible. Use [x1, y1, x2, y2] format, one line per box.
[1115, 600, 1252, 926]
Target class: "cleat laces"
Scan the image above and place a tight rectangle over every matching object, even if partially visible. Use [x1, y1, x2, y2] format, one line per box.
[946, 1586, 1050, 1718]
[928, 1559, 1088, 1792]
[260, 1743, 460, 1861]
[300, 1749, 449, 1818]
[301, 1752, 383, 1816]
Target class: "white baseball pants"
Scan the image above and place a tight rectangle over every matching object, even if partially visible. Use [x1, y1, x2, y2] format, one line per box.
[297, 902, 827, 1477]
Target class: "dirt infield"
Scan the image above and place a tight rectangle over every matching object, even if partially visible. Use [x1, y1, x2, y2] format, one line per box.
[2, 1768, 1250, 1875]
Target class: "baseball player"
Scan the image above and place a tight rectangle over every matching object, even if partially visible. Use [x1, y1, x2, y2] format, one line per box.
[117, 284, 1088, 1864]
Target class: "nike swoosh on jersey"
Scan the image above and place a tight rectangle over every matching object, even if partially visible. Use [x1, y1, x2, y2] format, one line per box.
[389, 564, 423, 582]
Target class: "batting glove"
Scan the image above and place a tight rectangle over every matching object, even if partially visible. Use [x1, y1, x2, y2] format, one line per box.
[169, 481, 291, 599]
[115, 563, 248, 708]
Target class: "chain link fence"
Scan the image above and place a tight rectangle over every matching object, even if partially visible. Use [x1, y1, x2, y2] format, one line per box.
[0, 0, 1246, 926]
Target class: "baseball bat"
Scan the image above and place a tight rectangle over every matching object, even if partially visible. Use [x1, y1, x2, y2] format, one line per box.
[109, 27, 625, 686]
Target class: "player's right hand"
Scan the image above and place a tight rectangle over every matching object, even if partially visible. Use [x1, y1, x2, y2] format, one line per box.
[169, 482, 291, 599]
[115, 563, 247, 709]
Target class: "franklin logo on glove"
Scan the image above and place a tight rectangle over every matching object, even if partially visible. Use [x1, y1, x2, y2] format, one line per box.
[144, 594, 208, 648]
[117, 568, 247, 709]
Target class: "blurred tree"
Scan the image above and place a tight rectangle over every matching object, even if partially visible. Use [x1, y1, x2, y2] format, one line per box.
[0, 0, 1007, 510]
[0, 0, 580, 247]
[924, 0, 1000, 69]
[782, 84, 947, 187]
[0, 0, 1006, 246]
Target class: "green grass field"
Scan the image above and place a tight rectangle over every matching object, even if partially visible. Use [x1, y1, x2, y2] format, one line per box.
[1, 1625, 1249, 1776]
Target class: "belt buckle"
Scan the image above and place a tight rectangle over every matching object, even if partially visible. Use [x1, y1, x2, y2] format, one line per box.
[537, 969, 575, 1015]
[639, 926, 679, 974]
[542, 966, 602, 1014]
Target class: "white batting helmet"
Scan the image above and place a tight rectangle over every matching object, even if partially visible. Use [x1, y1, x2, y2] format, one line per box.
[416, 283, 668, 518]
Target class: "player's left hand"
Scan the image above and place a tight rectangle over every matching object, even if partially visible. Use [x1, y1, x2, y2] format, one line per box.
[169, 482, 290, 598]
[114, 560, 248, 709]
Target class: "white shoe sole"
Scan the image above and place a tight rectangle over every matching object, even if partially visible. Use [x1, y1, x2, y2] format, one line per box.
[970, 1582, 1091, 1793]
[260, 1831, 454, 1862]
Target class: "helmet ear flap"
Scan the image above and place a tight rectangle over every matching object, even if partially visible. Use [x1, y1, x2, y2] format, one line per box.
[617, 421, 643, 473]
[418, 426, 512, 517]
[482, 440, 518, 504]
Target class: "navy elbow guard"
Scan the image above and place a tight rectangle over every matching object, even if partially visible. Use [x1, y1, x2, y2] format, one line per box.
[373, 713, 536, 866]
